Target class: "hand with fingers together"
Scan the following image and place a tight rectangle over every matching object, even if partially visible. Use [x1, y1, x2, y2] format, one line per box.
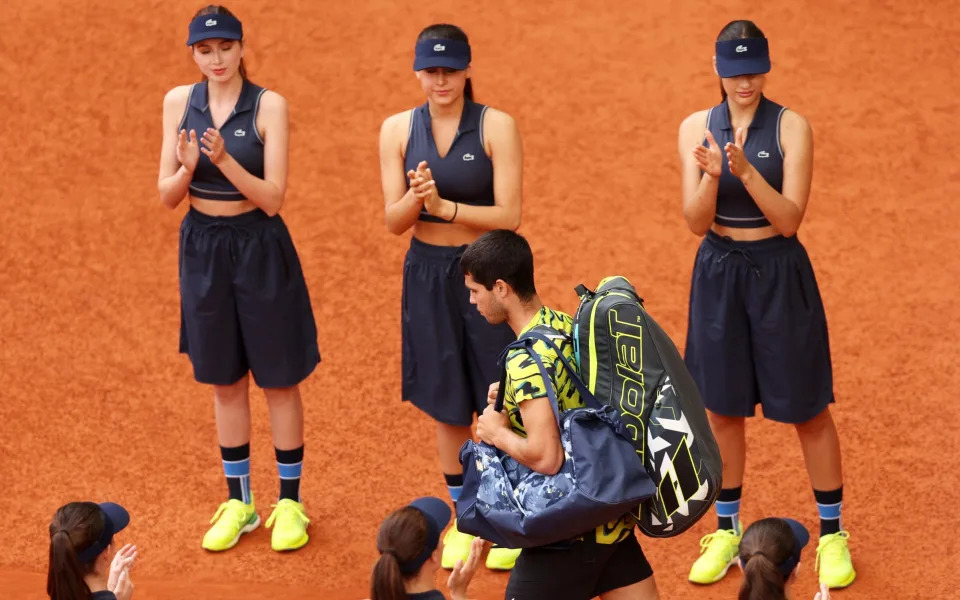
[413, 165, 445, 217]
[177, 129, 200, 173]
[447, 536, 485, 600]
[200, 127, 228, 166]
[693, 130, 723, 178]
[108, 543, 137, 592]
[111, 567, 134, 600]
[724, 126, 754, 183]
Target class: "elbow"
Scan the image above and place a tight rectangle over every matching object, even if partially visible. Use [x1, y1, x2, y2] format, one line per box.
[683, 212, 710, 236]
[384, 216, 404, 236]
[533, 447, 565, 476]
[504, 212, 521, 232]
[262, 194, 284, 218]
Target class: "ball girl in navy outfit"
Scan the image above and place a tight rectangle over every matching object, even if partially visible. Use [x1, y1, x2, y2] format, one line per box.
[378, 24, 524, 571]
[678, 19, 855, 589]
[157, 5, 318, 553]
[47, 501, 137, 600]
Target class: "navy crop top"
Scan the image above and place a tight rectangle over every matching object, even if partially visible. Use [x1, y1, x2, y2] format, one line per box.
[404, 100, 495, 223]
[705, 94, 787, 228]
[179, 79, 267, 201]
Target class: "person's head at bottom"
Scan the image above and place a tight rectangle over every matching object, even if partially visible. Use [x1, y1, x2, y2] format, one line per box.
[47, 501, 134, 600]
[738, 517, 826, 600]
[370, 497, 482, 600]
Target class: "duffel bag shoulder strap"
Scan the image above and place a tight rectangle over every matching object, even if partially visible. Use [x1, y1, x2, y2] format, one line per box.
[520, 328, 604, 412]
[493, 336, 562, 426]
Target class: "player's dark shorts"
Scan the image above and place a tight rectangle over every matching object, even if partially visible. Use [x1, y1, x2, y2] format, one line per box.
[504, 534, 654, 600]
[178, 207, 320, 388]
[401, 237, 515, 426]
[684, 230, 834, 424]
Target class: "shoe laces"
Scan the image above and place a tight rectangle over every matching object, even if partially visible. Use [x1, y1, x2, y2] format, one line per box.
[266, 500, 310, 528]
[209, 500, 250, 529]
[815, 531, 851, 571]
[698, 529, 739, 556]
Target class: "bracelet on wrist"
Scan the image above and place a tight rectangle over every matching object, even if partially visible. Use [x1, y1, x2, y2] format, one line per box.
[447, 201, 459, 223]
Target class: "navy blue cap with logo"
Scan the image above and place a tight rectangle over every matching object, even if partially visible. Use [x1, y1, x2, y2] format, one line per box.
[715, 37, 771, 78]
[186, 12, 243, 46]
[413, 39, 471, 71]
[396, 497, 451, 575]
[75, 503, 131, 564]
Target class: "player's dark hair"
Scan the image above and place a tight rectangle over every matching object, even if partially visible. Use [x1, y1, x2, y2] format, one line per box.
[191, 5, 247, 80]
[715, 20, 766, 101]
[417, 24, 474, 101]
[461, 229, 537, 302]
[738, 518, 794, 600]
[370, 507, 429, 600]
[47, 502, 104, 600]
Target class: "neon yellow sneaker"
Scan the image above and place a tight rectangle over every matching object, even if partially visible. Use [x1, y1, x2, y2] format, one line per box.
[441, 520, 475, 569]
[201, 498, 260, 551]
[485, 545, 521, 570]
[688, 526, 742, 584]
[816, 531, 855, 588]
[265, 499, 310, 552]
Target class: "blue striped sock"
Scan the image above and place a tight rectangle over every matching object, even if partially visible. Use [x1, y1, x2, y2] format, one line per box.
[221, 444, 252, 504]
[716, 487, 742, 534]
[444, 473, 463, 507]
[814, 487, 843, 536]
[276, 446, 304, 502]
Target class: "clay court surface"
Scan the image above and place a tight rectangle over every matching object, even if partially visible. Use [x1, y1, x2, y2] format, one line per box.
[1, 0, 958, 598]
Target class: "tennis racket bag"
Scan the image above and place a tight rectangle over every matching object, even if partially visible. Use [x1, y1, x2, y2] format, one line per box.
[572, 276, 722, 537]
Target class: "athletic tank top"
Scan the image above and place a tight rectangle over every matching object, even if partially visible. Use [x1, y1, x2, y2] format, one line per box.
[705, 94, 787, 228]
[179, 79, 267, 201]
[404, 100, 494, 223]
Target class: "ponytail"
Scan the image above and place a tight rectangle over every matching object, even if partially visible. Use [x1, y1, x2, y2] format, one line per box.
[370, 552, 407, 600]
[738, 553, 787, 600]
[47, 502, 105, 600]
[464, 78, 474, 101]
[47, 529, 92, 600]
[370, 507, 430, 600]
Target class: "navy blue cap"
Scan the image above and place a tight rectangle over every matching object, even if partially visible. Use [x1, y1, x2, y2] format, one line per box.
[715, 37, 770, 77]
[397, 497, 451, 574]
[186, 12, 243, 46]
[75, 503, 130, 564]
[774, 518, 810, 579]
[414, 38, 471, 71]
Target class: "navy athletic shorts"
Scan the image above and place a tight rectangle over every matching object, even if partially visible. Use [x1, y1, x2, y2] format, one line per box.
[684, 231, 834, 424]
[401, 237, 516, 426]
[505, 534, 654, 600]
[178, 207, 320, 388]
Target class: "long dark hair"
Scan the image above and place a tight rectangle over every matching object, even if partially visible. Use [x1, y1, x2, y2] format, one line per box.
[192, 4, 247, 80]
[370, 507, 429, 600]
[417, 24, 473, 101]
[738, 518, 795, 600]
[47, 502, 105, 600]
[715, 19, 766, 101]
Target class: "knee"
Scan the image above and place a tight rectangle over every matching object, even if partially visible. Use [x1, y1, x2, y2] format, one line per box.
[794, 407, 834, 437]
[214, 375, 249, 404]
[708, 411, 745, 434]
[264, 385, 300, 405]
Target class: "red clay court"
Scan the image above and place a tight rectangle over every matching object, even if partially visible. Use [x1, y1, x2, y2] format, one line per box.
[1, 1, 957, 598]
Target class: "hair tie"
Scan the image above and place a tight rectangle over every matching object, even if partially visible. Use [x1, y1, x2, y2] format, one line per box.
[748, 551, 768, 560]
